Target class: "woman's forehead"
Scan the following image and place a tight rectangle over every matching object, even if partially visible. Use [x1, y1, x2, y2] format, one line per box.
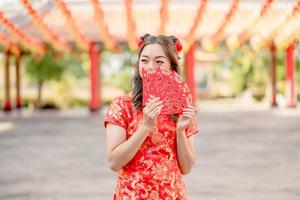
[141, 44, 167, 58]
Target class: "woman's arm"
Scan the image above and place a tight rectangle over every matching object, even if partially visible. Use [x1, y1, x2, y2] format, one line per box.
[106, 123, 150, 172]
[106, 97, 163, 172]
[176, 130, 196, 175]
[176, 105, 198, 175]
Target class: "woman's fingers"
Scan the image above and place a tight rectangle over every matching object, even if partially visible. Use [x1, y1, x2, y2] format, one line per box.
[143, 96, 164, 120]
[144, 97, 160, 111]
[183, 108, 197, 115]
[145, 96, 163, 111]
[184, 105, 197, 110]
[149, 104, 163, 119]
[182, 105, 197, 120]
[145, 97, 160, 107]
[142, 96, 164, 128]
[148, 100, 163, 112]
[183, 108, 195, 112]
[182, 112, 193, 119]
[146, 96, 160, 106]
[183, 105, 197, 115]
[144, 102, 163, 116]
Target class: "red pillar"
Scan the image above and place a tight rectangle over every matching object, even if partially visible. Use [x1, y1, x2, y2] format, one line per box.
[185, 43, 197, 104]
[285, 44, 297, 108]
[15, 54, 22, 109]
[89, 42, 101, 112]
[4, 51, 11, 112]
[270, 42, 277, 107]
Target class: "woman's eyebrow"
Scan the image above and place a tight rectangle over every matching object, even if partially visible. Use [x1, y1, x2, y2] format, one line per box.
[141, 55, 166, 59]
[155, 56, 166, 59]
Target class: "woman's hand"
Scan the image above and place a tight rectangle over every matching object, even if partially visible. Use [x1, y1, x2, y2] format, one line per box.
[176, 105, 198, 132]
[141, 96, 164, 130]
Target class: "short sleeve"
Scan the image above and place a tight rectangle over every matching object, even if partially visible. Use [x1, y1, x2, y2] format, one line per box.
[185, 119, 199, 137]
[103, 97, 128, 130]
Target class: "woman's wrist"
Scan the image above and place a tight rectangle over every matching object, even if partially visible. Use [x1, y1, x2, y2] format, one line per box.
[140, 120, 152, 132]
[176, 127, 185, 133]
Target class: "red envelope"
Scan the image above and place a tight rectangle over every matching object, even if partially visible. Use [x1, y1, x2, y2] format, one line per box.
[142, 67, 192, 115]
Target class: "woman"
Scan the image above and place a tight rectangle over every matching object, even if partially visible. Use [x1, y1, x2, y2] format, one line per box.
[104, 34, 199, 199]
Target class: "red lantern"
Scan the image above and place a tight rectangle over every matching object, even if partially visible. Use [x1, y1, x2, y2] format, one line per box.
[53, 0, 89, 50]
[21, 0, 71, 52]
[0, 11, 45, 53]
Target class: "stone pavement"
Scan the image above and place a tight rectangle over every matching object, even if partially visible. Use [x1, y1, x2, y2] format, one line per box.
[0, 105, 300, 200]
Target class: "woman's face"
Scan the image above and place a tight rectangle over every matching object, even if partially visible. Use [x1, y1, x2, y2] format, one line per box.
[139, 43, 172, 75]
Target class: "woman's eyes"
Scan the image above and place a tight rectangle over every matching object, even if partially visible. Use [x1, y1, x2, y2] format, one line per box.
[140, 59, 164, 64]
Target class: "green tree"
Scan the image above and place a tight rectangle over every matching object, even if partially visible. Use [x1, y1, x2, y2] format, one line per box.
[212, 45, 270, 100]
[25, 51, 65, 107]
[102, 51, 136, 93]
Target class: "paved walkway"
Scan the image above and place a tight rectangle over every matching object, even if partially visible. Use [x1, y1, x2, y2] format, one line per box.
[0, 105, 300, 200]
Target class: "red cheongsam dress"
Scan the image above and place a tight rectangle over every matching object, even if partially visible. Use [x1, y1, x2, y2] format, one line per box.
[104, 94, 199, 200]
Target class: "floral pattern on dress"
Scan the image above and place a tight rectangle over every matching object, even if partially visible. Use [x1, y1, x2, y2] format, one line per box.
[104, 94, 199, 200]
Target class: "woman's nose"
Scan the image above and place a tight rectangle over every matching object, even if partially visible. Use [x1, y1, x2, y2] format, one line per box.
[147, 61, 157, 70]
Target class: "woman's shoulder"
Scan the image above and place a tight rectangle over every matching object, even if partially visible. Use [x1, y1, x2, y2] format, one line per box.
[110, 93, 133, 109]
[114, 93, 132, 103]
[104, 93, 133, 129]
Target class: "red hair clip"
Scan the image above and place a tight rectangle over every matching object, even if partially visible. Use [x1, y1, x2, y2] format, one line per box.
[137, 38, 144, 48]
[175, 39, 182, 53]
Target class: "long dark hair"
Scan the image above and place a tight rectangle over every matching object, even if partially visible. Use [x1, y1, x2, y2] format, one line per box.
[131, 34, 181, 111]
